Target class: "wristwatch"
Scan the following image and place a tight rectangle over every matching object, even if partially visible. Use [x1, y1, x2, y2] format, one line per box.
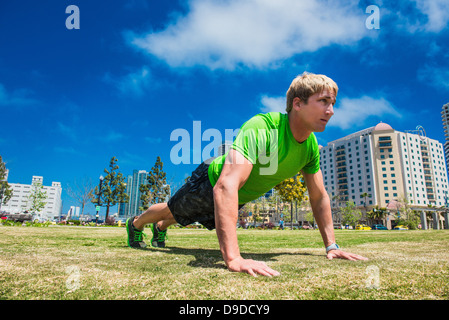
[326, 243, 340, 253]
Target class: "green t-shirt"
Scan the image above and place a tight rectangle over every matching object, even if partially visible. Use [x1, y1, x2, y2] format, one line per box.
[208, 112, 320, 204]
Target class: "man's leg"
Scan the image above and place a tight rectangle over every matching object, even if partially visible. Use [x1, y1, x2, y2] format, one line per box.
[133, 203, 174, 230]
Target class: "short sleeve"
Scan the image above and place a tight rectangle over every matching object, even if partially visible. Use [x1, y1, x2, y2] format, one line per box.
[231, 114, 269, 164]
[301, 134, 320, 174]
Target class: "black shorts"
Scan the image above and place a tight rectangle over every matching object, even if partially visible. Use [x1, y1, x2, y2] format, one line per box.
[167, 162, 244, 230]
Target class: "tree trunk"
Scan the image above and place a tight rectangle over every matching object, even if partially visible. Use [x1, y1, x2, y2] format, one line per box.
[291, 200, 293, 230]
[106, 201, 110, 220]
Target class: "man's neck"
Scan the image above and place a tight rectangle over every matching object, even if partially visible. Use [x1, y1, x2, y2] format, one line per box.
[288, 112, 312, 143]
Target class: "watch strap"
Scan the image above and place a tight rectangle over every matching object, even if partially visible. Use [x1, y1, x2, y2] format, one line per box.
[326, 243, 340, 253]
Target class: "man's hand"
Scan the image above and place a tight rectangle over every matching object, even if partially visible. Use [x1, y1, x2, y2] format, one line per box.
[227, 256, 281, 277]
[326, 249, 368, 261]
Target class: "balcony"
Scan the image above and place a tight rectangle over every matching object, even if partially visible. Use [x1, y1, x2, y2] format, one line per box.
[378, 142, 392, 148]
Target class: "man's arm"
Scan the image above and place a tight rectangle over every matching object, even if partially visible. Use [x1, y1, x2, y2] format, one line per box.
[302, 169, 368, 261]
[213, 149, 280, 277]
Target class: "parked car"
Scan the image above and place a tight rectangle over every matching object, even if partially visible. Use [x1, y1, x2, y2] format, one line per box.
[393, 225, 409, 230]
[356, 224, 372, 230]
[371, 224, 387, 230]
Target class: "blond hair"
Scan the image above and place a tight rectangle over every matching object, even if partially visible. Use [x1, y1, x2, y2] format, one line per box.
[286, 72, 338, 113]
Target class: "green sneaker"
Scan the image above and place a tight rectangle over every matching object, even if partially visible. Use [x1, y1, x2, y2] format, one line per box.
[126, 217, 147, 249]
[151, 223, 168, 248]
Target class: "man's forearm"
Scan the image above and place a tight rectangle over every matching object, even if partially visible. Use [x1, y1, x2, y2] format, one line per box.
[311, 195, 335, 248]
[213, 185, 241, 265]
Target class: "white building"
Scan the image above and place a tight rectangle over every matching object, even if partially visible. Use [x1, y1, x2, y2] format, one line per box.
[320, 122, 449, 209]
[4, 176, 62, 221]
[441, 102, 449, 170]
[67, 206, 80, 219]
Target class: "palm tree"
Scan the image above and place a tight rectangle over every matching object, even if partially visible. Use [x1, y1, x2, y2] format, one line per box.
[367, 206, 387, 226]
[360, 192, 372, 211]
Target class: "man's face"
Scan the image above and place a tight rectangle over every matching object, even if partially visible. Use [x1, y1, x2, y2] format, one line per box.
[295, 89, 336, 132]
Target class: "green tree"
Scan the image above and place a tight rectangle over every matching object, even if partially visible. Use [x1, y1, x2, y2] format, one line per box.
[26, 182, 47, 219]
[0, 155, 13, 210]
[251, 202, 262, 227]
[396, 196, 421, 229]
[139, 156, 171, 211]
[92, 157, 129, 220]
[332, 192, 344, 208]
[274, 173, 308, 229]
[366, 206, 387, 225]
[360, 192, 372, 210]
[341, 201, 362, 228]
[304, 211, 315, 227]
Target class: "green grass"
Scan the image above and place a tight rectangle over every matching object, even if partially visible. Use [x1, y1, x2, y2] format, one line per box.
[1, 225, 448, 300]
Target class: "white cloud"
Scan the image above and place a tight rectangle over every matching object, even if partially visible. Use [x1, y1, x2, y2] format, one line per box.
[0, 83, 37, 107]
[259, 94, 401, 131]
[145, 136, 162, 144]
[57, 122, 77, 141]
[412, 0, 449, 32]
[54, 146, 78, 155]
[128, 0, 367, 70]
[328, 96, 401, 130]
[394, 0, 449, 33]
[104, 131, 125, 142]
[104, 66, 152, 97]
[260, 95, 286, 113]
[417, 64, 449, 91]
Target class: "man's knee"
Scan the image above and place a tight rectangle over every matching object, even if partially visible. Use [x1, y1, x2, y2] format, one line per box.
[161, 203, 174, 220]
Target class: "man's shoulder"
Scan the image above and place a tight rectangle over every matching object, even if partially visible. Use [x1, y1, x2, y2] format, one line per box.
[255, 111, 284, 121]
[245, 112, 285, 128]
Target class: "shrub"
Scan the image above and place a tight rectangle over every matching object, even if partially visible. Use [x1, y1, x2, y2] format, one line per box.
[105, 216, 115, 226]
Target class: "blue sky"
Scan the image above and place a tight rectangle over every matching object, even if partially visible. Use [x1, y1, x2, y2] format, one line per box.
[1, 0, 449, 217]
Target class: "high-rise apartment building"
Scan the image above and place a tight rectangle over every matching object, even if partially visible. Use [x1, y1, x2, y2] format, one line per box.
[441, 102, 449, 167]
[4, 176, 62, 220]
[118, 170, 148, 218]
[67, 206, 80, 219]
[320, 122, 448, 209]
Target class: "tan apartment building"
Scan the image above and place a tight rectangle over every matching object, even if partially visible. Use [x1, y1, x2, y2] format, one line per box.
[320, 122, 449, 210]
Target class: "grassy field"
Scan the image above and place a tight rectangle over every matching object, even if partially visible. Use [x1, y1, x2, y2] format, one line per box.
[1, 225, 448, 300]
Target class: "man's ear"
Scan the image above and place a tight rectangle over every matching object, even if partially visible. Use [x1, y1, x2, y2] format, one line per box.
[293, 97, 302, 109]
